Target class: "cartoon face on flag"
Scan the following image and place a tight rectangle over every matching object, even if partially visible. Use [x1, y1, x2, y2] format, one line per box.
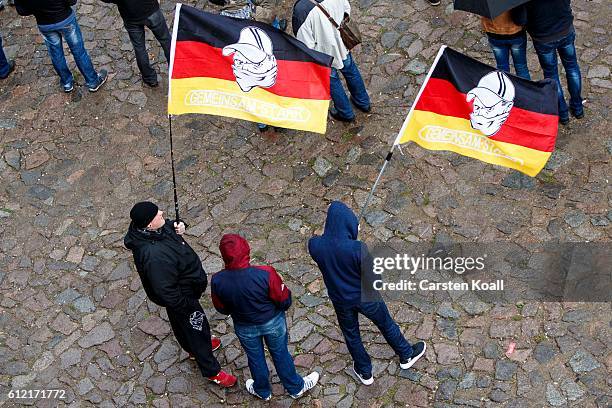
[222, 26, 278, 92]
[467, 71, 515, 136]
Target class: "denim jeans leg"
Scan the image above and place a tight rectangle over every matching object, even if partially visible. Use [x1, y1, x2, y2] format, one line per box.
[263, 314, 304, 395]
[235, 326, 272, 398]
[334, 304, 372, 376]
[39, 30, 74, 88]
[341, 53, 370, 110]
[509, 36, 530, 80]
[146, 9, 171, 65]
[0, 36, 9, 78]
[330, 68, 355, 120]
[487, 39, 511, 73]
[61, 18, 99, 87]
[359, 302, 413, 360]
[557, 32, 583, 115]
[534, 41, 568, 120]
[125, 23, 156, 82]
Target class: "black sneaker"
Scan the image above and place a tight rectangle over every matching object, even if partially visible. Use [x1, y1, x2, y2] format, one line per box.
[352, 364, 373, 385]
[570, 108, 584, 119]
[88, 69, 108, 92]
[0, 60, 15, 79]
[144, 79, 159, 88]
[350, 97, 371, 113]
[400, 341, 426, 370]
[329, 108, 355, 123]
[559, 117, 570, 126]
[428, 0, 441, 5]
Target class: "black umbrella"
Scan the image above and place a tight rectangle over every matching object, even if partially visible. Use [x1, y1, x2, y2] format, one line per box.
[453, 0, 530, 19]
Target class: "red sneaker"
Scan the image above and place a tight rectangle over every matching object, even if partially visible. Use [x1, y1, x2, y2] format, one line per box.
[208, 371, 237, 388]
[211, 336, 221, 351]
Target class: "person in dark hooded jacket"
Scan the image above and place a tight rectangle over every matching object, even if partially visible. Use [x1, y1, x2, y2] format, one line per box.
[211, 234, 319, 400]
[124, 201, 237, 388]
[308, 201, 426, 385]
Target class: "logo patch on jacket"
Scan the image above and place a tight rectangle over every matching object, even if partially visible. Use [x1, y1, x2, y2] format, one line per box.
[189, 311, 204, 331]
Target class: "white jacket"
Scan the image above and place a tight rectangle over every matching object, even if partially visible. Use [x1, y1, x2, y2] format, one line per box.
[292, 0, 350, 69]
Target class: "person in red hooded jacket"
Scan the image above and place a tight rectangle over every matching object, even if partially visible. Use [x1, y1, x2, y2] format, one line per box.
[211, 234, 319, 400]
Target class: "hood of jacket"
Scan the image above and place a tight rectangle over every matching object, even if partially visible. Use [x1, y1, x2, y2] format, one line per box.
[124, 222, 166, 250]
[220, 234, 251, 269]
[322, 201, 359, 240]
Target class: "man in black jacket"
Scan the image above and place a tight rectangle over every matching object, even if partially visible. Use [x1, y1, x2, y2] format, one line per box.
[124, 201, 237, 388]
[525, 0, 584, 125]
[14, 0, 107, 93]
[101, 0, 170, 87]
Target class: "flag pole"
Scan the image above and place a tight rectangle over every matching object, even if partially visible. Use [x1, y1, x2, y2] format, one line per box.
[358, 45, 447, 225]
[168, 115, 181, 224]
[358, 146, 395, 224]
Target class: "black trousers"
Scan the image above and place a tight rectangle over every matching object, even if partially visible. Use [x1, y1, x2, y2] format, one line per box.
[166, 305, 221, 378]
[124, 9, 171, 82]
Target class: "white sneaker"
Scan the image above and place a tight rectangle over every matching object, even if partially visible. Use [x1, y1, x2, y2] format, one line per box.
[290, 372, 319, 399]
[352, 364, 374, 385]
[245, 379, 271, 401]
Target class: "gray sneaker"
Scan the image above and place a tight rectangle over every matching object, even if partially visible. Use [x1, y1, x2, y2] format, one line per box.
[245, 379, 271, 401]
[88, 69, 108, 92]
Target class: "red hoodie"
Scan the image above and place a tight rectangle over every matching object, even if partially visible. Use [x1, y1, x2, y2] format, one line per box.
[211, 234, 292, 325]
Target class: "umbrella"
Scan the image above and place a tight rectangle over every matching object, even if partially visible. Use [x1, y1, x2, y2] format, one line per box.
[453, 0, 530, 19]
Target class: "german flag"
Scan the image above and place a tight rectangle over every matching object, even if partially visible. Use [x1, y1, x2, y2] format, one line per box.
[168, 4, 332, 134]
[396, 46, 559, 177]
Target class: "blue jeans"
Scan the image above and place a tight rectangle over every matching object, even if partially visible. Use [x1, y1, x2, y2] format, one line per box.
[330, 53, 370, 120]
[0, 34, 9, 78]
[487, 34, 531, 80]
[533, 30, 583, 121]
[234, 313, 304, 398]
[334, 301, 413, 377]
[38, 12, 99, 89]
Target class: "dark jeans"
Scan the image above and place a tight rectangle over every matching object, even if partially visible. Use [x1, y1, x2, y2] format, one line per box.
[124, 9, 171, 83]
[38, 12, 99, 89]
[533, 30, 583, 121]
[334, 301, 413, 377]
[0, 34, 9, 78]
[330, 53, 371, 120]
[234, 312, 304, 398]
[487, 33, 531, 80]
[166, 306, 221, 378]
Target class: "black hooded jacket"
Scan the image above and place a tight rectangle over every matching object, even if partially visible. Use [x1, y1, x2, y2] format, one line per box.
[124, 220, 207, 315]
[100, 0, 160, 24]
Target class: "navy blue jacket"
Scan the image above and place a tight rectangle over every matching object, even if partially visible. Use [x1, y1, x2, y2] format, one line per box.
[525, 0, 574, 43]
[308, 201, 378, 306]
[211, 234, 292, 326]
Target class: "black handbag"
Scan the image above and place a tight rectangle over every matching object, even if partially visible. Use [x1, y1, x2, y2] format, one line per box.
[309, 0, 362, 50]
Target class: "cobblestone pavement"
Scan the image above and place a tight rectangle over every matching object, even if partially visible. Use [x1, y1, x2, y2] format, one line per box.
[0, 0, 610, 406]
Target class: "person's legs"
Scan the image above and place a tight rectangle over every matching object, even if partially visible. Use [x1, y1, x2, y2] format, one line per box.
[263, 313, 304, 396]
[167, 306, 222, 378]
[340, 53, 370, 112]
[235, 323, 272, 399]
[533, 39, 568, 122]
[38, 27, 74, 90]
[334, 304, 372, 376]
[145, 9, 171, 65]
[59, 14, 99, 88]
[330, 68, 355, 121]
[125, 21, 157, 83]
[509, 34, 531, 80]
[0, 35, 10, 78]
[359, 302, 413, 361]
[487, 37, 511, 73]
[557, 31, 583, 117]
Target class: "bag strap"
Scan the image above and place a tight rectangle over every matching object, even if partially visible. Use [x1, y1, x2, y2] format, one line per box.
[307, 0, 340, 29]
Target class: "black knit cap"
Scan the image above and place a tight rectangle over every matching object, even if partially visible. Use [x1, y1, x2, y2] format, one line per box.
[130, 201, 159, 229]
